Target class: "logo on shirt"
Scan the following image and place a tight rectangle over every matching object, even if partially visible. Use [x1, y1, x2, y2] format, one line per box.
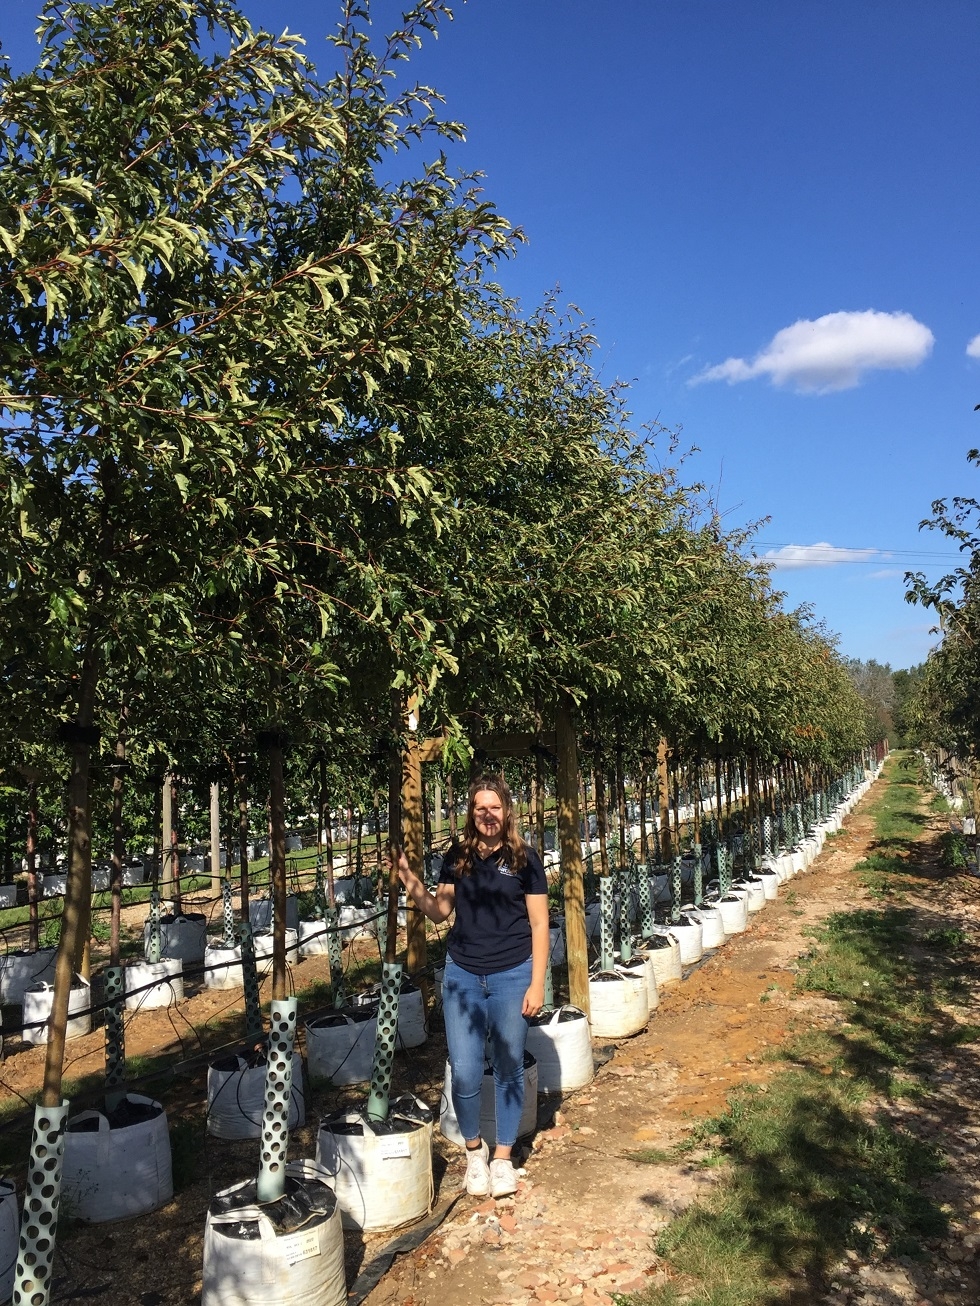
[498, 864, 517, 877]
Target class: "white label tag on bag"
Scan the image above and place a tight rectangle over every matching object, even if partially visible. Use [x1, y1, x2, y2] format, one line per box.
[378, 1134, 412, 1159]
[279, 1227, 321, 1264]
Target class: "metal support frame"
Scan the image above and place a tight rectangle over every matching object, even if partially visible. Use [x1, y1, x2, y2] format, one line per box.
[256, 996, 297, 1203]
[366, 961, 402, 1123]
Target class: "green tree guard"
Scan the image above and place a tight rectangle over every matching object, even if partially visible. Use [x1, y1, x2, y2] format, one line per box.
[239, 921, 262, 1044]
[693, 843, 703, 905]
[104, 966, 126, 1110]
[366, 962, 402, 1123]
[146, 888, 161, 964]
[617, 867, 632, 964]
[670, 855, 683, 924]
[222, 879, 235, 947]
[256, 997, 297, 1203]
[13, 1101, 68, 1306]
[598, 877, 615, 973]
[326, 905, 345, 1009]
[637, 862, 654, 940]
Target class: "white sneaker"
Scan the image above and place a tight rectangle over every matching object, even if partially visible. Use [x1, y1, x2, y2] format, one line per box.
[464, 1141, 490, 1196]
[489, 1157, 518, 1198]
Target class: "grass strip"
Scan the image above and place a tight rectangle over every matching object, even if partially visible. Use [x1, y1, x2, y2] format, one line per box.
[627, 755, 973, 1306]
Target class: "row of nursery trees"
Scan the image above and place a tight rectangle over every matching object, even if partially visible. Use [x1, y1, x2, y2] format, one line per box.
[0, 0, 880, 1110]
[902, 447, 980, 806]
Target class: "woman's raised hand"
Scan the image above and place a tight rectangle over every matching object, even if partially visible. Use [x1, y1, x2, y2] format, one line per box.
[389, 846, 419, 895]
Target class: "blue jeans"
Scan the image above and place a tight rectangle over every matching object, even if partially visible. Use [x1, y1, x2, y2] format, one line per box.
[442, 955, 531, 1148]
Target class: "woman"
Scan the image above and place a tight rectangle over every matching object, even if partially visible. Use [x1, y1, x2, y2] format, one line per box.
[394, 776, 549, 1198]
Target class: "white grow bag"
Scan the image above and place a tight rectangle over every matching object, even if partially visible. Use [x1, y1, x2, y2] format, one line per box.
[757, 869, 779, 901]
[396, 984, 427, 1049]
[687, 904, 726, 949]
[616, 956, 659, 1011]
[526, 1006, 593, 1093]
[736, 878, 767, 914]
[204, 943, 243, 991]
[125, 958, 183, 1011]
[713, 892, 748, 934]
[0, 1179, 15, 1301]
[142, 912, 207, 964]
[440, 1052, 539, 1146]
[62, 1094, 173, 1222]
[587, 970, 649, 1039]
[315, 1098, 434, 1232]
[339, 906, 378, 942]
[0, 885, 17, 909]
[207, 1050, 305, 1140]
[644, 933, 682, 986]
[0, 948, 57, 1005]
[248, 895, 299, 933]
[22, 976, 91, 1046]
[306, 1010, 378, 1086]
[651, 918, 702, 966]
[298, 919, 331, 957]
[253, 928, 299, 975]
[203, 1161, 346, 1306]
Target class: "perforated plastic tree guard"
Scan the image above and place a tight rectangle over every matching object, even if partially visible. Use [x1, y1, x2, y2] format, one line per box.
[598, 878, 615, 973]
[257, 998, 298, 1203]
[13, 1101, 67, 1306]
[104, 967, 125, 1105]
[366, 963, 402, 1123]
[222, 880, 236, 946]
[62, 1094, 173, 1222]
[670, 856, 683, 924]
[315, 1097, 433, 1232]
[238, 922, 262, 1043]
[146, 889, 162, 964]
[0, 1179, 16, 1301]
[202, 1160, 346, 1306]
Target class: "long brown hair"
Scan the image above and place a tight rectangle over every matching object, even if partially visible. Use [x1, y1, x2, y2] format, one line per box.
[451, 776, 528, 877]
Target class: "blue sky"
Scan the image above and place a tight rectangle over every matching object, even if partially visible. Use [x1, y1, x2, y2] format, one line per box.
[4, 1, 978, 668]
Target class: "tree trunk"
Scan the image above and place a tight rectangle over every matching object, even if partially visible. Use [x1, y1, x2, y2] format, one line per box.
[43, 644, 99, 1107]
[110, 711, 127, 968]
[594, 766, 610, 877]
[268, 738, 288, 1003]
[616, 744, 627, 866]
[657, 739, 672, 862]
[26, 780, 39, 954]
[162, 772, 174, 901]
[401, 700, 427, 987]
[238, 758, 250, 922]
[557, 694, 589, 1015]
[447, 773, 458, 843]
[210, 781, 222, 894]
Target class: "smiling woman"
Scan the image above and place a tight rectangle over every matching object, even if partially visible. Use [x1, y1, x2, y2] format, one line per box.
[394, 776, 549, 1200]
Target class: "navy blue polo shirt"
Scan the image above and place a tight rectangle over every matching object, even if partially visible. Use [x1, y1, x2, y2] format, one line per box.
[439, 843, 548, 975]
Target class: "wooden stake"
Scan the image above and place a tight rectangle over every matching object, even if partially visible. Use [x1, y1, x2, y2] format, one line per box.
[657, 739, 673, 862]
[557, 693, 589, 1015]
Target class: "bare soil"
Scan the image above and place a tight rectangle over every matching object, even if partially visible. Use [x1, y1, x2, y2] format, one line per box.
[1, 771, 978, 1306]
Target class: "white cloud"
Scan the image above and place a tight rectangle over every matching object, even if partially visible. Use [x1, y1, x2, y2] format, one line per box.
[691, 309, 934, 394]
[761, 542, 886, 570]
[966, 334, 980, 359]
[868, 568, 904, 580]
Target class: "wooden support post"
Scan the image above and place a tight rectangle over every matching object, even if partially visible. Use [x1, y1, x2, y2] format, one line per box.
[557, 694, 589, 1015]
